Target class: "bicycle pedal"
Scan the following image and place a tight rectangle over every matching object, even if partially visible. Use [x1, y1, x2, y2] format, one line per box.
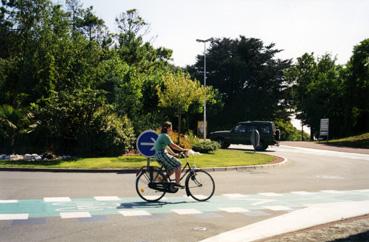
[174, 183, 185, 189]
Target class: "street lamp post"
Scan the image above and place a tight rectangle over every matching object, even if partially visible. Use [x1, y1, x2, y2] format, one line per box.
[196, 38, 213, 140]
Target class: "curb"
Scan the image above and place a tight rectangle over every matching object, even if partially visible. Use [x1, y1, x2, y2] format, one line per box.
[0, 156, 288, 174]
[202, 156, 288, 172]
[0, 167, 138, 173]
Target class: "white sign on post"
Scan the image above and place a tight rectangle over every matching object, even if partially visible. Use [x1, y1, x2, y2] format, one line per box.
[320, 118, 329, 137]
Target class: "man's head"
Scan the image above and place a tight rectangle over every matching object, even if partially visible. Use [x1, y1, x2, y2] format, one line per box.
[161, 121, 172, 133]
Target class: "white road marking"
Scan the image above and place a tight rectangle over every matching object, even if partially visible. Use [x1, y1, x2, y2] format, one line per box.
[353, 189, 369, 193]
[0, 200, 18, 203]
[222, 193, 248, 199]
[118, 210, 151, 216]
[145, 196, 167, 200]
[44, 197, 71, 202]
[320, 190, 344, 194]
[251, 199, 274, 206]
[0, 213, 29, 220]
[219, 207, 250, 213]
[258, 193, 282, 197]
[263, 206, 292, 211]
[171, 209, 202, 215]
[290, 191, 315, 195]
[94, 196, 120, 201]
[60, 212, 91, 219]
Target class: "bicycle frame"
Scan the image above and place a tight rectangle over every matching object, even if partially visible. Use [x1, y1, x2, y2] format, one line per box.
[136, 157, 196, 191]
[168, 161, 194, 183]
[137, 155, 194, 175]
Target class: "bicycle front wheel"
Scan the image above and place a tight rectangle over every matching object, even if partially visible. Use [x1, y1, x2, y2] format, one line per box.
[136, 170, 166, 202]
[185, 170, 215, 201]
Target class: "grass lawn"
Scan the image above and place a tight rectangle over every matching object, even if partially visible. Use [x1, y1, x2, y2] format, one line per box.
[325, 132, 369, 149]
[0, 149, 275, 169]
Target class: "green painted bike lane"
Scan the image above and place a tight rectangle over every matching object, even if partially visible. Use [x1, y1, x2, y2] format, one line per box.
[1, 189, 369, 219]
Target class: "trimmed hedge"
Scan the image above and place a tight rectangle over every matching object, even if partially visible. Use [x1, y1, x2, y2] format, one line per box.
[192, 140, 220, 153]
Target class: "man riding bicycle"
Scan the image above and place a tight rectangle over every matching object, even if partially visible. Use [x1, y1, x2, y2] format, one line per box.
[154, 121, 188, 188]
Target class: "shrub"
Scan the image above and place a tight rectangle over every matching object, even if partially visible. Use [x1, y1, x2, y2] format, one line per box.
[192, 140, 220, 153]
[83, 111, 136, 156]
[274, 119, 309, 141]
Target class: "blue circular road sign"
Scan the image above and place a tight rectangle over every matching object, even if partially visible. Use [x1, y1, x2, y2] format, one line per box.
[136, 130, 159, 157]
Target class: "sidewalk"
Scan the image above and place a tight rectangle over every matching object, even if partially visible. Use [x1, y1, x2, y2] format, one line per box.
[262, 214, 369, 242]
[201, 202, 369, 242]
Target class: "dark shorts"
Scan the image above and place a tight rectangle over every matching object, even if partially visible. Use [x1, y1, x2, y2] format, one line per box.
[155, 150, 181, 172]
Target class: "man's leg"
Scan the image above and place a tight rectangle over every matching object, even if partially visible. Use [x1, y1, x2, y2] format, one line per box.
[175, 166, 181, 184]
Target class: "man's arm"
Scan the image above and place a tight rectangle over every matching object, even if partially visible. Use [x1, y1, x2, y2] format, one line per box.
[165, 146, 177, 156]
[169, 143, 187, 152]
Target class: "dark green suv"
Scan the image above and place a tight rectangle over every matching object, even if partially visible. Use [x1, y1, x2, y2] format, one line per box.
[209, 121, 279, 151]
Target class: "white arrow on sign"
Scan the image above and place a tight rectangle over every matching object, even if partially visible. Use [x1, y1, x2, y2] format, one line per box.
[141, 138, 156, 151]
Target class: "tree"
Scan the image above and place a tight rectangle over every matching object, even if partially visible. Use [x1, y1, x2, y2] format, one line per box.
[285, 53, 344, 139]
[115, 9, 172, 72]
[343, 38, 369, 135]
[157, 72, 211, 142]
[32, 89, 135, 156]
[188, 36, 291, 130]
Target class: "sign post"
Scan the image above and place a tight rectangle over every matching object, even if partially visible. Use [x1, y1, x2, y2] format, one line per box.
[320, 118, 329, 141]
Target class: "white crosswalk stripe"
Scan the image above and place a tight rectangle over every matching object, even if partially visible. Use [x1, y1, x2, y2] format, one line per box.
[0, 200, 18, 203]
[44, 197, 71, 202]
[263, 206, 292, 211]
[0, 213, 29, 220]
[94, 196, 120, 201]
[290, 191, 315, 195]
[320, 190, 345, 194]
[60, 212, 91, 219]
[219, 207, 250, 213]
[259, 192, 283, 197]
[119, 210, 151, 216]
[171, 209, 202, 215]
[222, 193, 248, 199]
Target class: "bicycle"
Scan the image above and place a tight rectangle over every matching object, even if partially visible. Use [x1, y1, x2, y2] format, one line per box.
[135, 152, 215, 202]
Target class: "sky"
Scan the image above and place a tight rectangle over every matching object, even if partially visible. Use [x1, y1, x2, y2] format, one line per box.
[57, 0, 368, 133]
[69, 0, 369, 68]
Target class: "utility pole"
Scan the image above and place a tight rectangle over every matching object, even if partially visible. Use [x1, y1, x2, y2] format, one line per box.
[196, 38, 213, 140]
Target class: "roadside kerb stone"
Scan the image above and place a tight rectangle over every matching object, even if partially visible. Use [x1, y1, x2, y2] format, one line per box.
[0, 156, 287, 173]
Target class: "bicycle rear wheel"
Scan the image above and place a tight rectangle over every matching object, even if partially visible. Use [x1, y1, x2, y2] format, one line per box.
[136, 169, 166, 202]
[185, 169, 215, 201]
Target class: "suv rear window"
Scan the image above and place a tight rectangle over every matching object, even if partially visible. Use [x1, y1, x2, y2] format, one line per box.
[258, 124, 272, 134]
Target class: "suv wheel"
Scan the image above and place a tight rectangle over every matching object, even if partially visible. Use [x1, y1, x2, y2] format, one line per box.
[218, 139, 230, 149]
[253, 142, 268, 151]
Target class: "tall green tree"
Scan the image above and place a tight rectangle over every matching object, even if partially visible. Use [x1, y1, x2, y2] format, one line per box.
[188, 36, 291, 130]
[285, 53, 344, 139]
[157, 72, 212, 141]
[343, 39, 369, 135]
[112, 9, 175, 132]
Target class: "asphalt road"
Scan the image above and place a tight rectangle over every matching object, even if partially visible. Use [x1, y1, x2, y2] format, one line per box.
[1, 143, 369, 242]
